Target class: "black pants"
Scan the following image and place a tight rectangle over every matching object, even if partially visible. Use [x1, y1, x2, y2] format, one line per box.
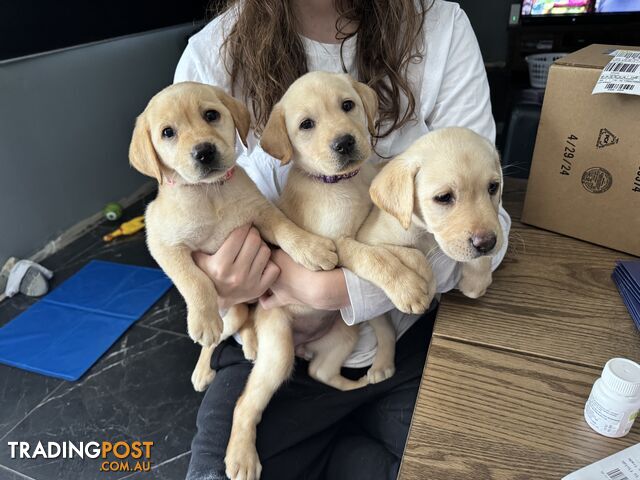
[186, 308, 436, 480]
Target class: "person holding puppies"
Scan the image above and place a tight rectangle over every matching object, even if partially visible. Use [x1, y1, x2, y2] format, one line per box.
[175, 0, 512, 479]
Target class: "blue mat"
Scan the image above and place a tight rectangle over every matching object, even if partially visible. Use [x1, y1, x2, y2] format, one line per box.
[0, 260, 172, 381]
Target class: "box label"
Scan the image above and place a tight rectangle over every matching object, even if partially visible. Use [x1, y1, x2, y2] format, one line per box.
[593, 50, 640, 96]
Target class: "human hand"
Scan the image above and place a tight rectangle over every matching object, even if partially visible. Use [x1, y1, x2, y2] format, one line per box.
[193, 225, 280, 310]
[258, 249, 349, 311]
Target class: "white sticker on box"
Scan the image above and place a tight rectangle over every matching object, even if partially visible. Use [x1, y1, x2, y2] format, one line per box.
[562, 444, 640, 480]
[593, 50, 640, 96]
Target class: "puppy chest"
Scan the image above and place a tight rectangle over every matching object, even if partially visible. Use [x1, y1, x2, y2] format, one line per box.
[188, 211, 256, 253]
[281, 186, 371, 240]
[156, 209, 255, 255]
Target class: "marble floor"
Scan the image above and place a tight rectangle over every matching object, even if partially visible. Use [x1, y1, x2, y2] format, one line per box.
[0, 199, 202, 479]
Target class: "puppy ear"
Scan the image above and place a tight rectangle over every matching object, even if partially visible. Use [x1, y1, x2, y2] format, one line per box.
[260, 104, 293, 164]
[129, 114, 163, 183]
[369, 157, 419, 230]
[217, 90, 251, 147]
[351, 80, 379, 136]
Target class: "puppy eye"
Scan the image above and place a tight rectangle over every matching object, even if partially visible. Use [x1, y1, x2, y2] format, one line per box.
[299, 118, 315, 130]
[204, 110, 220, 122]
[433, 193, 454, 205]
[342, 100, 355, 112]
[162, 127, 175, 139]
[488, 181, 500, 195]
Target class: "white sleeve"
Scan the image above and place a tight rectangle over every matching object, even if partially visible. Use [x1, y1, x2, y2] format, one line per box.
[492, 206, 512, 271]
[173, 15, 234, 91]
[425, 7, 496, 142]
[174, 41, 209, 84]
[340, 269, 395, 326]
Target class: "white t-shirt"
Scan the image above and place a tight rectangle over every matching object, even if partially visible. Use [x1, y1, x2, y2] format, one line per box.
[174, 0, 512, 368]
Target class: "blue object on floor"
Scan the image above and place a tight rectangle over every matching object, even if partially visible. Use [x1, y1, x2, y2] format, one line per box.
[0, 260, 172, 381]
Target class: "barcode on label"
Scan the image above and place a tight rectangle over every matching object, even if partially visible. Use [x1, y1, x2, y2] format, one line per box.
[605, 62, 640, 73]
[604, 83, 636, 92]
[606, 468, 630, 480]
[616, 51, 640, 60]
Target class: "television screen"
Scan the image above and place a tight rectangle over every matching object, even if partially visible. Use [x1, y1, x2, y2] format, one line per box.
[521, 0, 640, 16]
[596, 0, 640, 11]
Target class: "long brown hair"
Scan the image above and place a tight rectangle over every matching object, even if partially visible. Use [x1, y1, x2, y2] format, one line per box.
[212, 0, 429, 137]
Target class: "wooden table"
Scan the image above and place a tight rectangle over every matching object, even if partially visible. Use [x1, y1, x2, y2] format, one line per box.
[399, 178, 640, 480]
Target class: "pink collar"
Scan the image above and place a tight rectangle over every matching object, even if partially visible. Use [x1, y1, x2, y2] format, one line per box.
[310, 168, 360, 184]
[164, 167, 236, 187]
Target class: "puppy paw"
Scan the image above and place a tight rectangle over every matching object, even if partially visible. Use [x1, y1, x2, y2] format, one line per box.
[191, 364, 215, 392]
[291, 235, 338, 271]
[367, 363, 396, 384]
[225, 442, 262, 480]
[457, 258, 493, 299]
[187, 310, 223, 347]
[385, 270, 435, 315]
[370, 247, 436, 314]
[457, 272, 492, 299]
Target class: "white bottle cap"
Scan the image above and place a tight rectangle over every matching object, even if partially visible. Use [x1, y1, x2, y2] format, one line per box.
[602, 358, 640, 398]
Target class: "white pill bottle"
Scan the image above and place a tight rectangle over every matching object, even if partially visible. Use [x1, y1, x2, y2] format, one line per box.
[584, 358, 640, 438]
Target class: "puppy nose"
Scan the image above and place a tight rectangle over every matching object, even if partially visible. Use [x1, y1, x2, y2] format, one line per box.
[191, 143, 217, 165]
[331, 134, 356, 156]
[470, 231, 497, 254]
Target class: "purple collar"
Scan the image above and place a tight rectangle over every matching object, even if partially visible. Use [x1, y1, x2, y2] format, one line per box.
[311, 168, 360, 184]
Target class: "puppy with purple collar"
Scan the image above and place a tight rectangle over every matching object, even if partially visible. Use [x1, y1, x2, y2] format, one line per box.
[223, 71, 434, 480]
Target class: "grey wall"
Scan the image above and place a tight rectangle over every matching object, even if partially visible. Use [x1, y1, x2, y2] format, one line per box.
[455, 0, 512, 63]
[0, 23, 198, 266]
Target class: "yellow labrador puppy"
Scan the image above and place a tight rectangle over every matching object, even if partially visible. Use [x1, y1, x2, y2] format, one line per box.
[332, 127, 502, 404]
[128, 82, 338, 389]
[223, 72, 432, 480]
[354, 127, 504, 298]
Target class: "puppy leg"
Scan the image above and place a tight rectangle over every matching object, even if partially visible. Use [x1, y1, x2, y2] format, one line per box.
[238, 316, 258, 362]
[337, 237, 433, 314]
[221, 303, 255, 363]
[457, 256, 493, 298]
[367, 315, 396, 384]
[254, 204, 338, 271]
[147, 240, 222, 347]
[220, 303, 250, 339]
[191, 345, 215, 392]
[225, 306, 294, 480]
[382, 245, 436, 303]
[191, 305, 255, 392]
[306, 321, 368, 391]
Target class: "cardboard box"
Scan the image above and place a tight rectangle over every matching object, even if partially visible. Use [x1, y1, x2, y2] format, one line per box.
[522, 44, 640, 257]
